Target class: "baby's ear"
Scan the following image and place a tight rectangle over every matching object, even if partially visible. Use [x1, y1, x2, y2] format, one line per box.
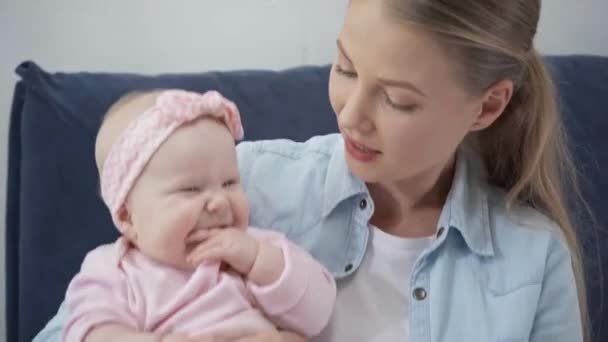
[116, 205, 137, 242]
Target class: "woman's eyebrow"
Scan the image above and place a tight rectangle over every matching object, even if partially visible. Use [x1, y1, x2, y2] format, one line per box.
[336, 39, 353, 64]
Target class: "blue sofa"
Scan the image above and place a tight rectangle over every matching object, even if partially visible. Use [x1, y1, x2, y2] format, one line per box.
[6, 57, 608, 342]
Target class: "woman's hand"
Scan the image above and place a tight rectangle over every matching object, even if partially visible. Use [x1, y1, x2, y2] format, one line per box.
[231, 331, 306, 342]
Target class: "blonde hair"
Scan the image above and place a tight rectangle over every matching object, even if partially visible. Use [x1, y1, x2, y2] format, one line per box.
[385, 0, 589, 339]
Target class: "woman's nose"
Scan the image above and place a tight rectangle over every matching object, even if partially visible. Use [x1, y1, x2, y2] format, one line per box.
[338, 86, 374, 134]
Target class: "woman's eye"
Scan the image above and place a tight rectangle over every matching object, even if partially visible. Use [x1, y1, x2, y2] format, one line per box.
[181, 186, 199, 193]
[335, 64, 357, 78]
[383, 93, 419, 112]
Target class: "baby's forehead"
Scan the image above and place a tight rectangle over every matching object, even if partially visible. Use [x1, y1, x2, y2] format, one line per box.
[105, 91, 160, 124]
[95, 90, 237, 176]
[144, 120, 239, 182]
[95, 91, 162, 167]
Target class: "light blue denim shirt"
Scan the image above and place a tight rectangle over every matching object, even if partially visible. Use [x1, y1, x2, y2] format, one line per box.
[35, 134, 582, 342]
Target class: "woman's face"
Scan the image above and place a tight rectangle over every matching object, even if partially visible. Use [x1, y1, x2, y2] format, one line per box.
[329, 0, 487, 184]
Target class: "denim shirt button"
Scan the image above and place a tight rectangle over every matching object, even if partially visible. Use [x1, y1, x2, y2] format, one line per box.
[413, 287, 427, 301]
[436, 227, 445, 238]
[359, 199, 367, 210]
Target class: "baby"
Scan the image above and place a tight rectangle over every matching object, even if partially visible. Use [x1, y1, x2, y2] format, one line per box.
[63, 90, 336, 342]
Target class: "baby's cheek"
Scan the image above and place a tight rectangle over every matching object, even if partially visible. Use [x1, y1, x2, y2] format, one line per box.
[146, 200, 198, 248]
[171, 198, 201, 226]
[232, 191, 250, 229]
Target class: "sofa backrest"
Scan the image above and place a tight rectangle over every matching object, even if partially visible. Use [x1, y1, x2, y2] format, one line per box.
[6, 57, 608, 341]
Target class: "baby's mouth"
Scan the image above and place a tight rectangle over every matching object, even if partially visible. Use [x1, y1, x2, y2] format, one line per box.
[185, 240, 199, 254]
[198, 220, 232, 230]
[184, 224, 231, 250]
[191, 224, 230, 234]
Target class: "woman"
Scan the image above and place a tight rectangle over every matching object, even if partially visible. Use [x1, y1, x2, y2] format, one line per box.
[36, 0, 586, 341]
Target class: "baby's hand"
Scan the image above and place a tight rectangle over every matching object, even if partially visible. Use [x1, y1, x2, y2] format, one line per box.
[163, 333, 228, 342]
[187, 228, 259, 275]
[231, 331, 306, 342]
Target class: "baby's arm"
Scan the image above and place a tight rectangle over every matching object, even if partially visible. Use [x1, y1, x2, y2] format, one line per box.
[185, 227, 335, 337]
[64, 242, 142, 342]
[246, 229, 337, 338]
[246, 239, 285, 286]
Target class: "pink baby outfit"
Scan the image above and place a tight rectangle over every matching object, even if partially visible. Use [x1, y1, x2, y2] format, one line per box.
[64, 228, 336, 341]
[63, 90, 336, 341]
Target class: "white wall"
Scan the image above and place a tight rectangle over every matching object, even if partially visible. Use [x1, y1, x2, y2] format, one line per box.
[0, 1, 346, 339]
[0, 0, 607, 340]
[536, 1, 608, 56]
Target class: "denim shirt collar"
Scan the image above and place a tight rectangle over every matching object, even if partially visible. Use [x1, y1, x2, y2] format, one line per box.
[323, 137, 494, 257]
[438, 146, 494, 256]
[322, 138, 368, 216]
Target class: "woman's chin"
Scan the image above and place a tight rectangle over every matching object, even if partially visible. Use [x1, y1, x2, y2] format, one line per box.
[345, 155, 385, 183]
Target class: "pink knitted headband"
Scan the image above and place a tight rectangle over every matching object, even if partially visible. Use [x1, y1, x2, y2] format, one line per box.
[100, 89, 244, 229]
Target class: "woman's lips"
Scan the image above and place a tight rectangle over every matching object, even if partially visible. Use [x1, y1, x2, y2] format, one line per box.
[344, 135, 381, 162]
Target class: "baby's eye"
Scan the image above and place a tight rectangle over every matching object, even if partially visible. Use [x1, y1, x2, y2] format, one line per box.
[222, 179, 238, 188]
[181, 186, 200, 193]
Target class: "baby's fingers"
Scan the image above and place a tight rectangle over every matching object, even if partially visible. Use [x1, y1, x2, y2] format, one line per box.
[162, 333, 227, 342]
[190, 336, 228, 342]
[186, 229, 211, 244]
[188, 243, 227, 265]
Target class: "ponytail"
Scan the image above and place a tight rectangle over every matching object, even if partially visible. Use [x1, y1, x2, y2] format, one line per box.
[478, 49, 589, 341]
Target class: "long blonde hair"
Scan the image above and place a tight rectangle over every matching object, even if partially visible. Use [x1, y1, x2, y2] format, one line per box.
[386, 0, 589, 339]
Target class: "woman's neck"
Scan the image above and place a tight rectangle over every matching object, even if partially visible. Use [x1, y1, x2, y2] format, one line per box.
[368, 155, 456, 238]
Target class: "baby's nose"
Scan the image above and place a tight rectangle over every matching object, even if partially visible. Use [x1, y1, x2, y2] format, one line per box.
[205, 192, 230, 217]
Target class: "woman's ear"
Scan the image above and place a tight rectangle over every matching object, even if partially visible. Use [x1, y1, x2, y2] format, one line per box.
[470, 79, 514, 131]
[116, 205, 137, 242]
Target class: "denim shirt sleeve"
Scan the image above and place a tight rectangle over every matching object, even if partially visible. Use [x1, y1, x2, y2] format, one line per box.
[32, 301, 67, 342]
[530, 235, 583, 342]
[236, 141, 256, 194]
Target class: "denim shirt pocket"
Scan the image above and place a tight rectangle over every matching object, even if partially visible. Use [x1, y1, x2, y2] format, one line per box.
[485, 271, 542, 341]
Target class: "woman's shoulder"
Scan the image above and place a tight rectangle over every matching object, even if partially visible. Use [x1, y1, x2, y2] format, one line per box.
[457, 146, 569, 264]
[236, 134, 342, 187]
[486, 187, 566, 248]
[461, 146, 568, 256]
[237, 133, 341, 161]
[480, 188, 581, 339]
[483, 186, 574, 288]
[235, 134, 346, 235]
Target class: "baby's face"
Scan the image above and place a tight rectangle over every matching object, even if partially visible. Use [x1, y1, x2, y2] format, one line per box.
[124, 117, 249, 270]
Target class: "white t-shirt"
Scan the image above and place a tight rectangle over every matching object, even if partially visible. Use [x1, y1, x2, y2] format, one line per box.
[315, 226, 433, 342]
